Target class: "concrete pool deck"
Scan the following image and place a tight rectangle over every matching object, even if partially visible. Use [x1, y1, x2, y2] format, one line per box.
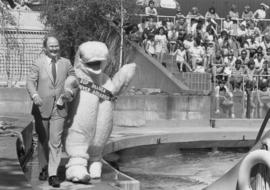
[1, 115, 269, 190]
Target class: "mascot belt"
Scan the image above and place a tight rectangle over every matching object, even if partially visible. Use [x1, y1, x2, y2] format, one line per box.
[78, 78, 116, 101]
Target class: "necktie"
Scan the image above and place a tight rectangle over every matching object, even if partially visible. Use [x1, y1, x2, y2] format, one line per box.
[51, 58, 56, 83]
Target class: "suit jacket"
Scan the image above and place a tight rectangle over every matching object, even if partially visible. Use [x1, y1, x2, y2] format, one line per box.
[26, 53, 75, 118]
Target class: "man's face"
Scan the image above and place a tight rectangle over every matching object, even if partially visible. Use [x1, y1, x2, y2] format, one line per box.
[241, 53, 247, 59]
[45, 37, 60, 59]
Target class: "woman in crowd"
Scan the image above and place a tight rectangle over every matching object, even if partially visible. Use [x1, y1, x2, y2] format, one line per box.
[242, 5, 253, 20]
[205, 7, 219, 19]
[154, 27, 168, 63]
[145, 0, 158, 17]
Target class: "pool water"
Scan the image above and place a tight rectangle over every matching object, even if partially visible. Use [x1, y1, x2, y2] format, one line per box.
[118, 149, 247, 190]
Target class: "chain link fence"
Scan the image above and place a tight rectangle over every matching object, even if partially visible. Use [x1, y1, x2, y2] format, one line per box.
[0, 28, 47, 86]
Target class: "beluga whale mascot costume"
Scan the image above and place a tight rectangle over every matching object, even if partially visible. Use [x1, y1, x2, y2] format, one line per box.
[63, 41, 136, 183]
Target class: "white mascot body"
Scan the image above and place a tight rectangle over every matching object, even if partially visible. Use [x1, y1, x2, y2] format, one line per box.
[64, 41, 136, 183]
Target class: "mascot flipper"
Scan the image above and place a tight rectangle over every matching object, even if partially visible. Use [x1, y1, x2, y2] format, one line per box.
[64, 41, 136, 183]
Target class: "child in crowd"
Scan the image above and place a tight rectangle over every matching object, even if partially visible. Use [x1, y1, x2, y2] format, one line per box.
[254, 51, 265, 72]
[188, 37, 205, 70]
[223, 15, 233, 35]
[167, 25, 179, 54]
[145, 34, 156, 57]
[223, 50, 237, 76]
[215, 79, 235, 118]
[257, 79, 270, 118]
[173, 42, 190, 72]
[244, 59, 257, 89]
[230, 59, 245, 90]
[145, 0, 158, 16]
[154, 27, 168, 63]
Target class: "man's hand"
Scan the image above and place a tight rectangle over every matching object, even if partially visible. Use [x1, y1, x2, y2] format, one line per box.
[61, 90, 73, 103]
[33, 94, 43, 106]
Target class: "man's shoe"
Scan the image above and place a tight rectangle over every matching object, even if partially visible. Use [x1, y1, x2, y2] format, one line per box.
[39, 167, 48, 181]
[48, 176, 61, 188]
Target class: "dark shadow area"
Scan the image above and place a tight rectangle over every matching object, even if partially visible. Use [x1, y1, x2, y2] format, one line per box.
[0, 158, 31, 189]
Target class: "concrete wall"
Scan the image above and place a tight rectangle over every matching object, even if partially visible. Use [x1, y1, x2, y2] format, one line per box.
[129, 43, 190, 93]
[114, 95, 211, 126]
[0, 88, 32, 116]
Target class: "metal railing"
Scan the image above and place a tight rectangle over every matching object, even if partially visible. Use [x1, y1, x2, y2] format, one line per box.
[133, 14, 270, 34]
[212, 73, 270, 119]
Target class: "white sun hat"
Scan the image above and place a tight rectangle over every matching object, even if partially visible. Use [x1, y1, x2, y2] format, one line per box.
[260, 3, 269, 9]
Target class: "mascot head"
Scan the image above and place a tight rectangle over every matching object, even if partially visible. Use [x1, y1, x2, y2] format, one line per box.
[75, 41, 109, 75]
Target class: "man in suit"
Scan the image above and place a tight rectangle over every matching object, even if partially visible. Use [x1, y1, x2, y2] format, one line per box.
[26, 36, 75, 188]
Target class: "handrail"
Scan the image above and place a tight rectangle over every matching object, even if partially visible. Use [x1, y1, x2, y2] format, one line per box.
[133, 13, 270, 22]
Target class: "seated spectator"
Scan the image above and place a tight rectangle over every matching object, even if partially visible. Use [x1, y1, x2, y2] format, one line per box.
[183, 33, 194, 50]
[195, 17, 207, 39]
[241, 5, 253, 20]
[228, 36, 241, 57]
[188, 17, 199, 36]
[223, 15, 233, 35]
[166, 18, 174, 31]
[138, 17, 147, 34]
[228, 4, 239, 20]
[254, 51, 265, 72]
[223, 49, 237, 76]
[261, 33, 270, 53]
[188, 37, 205, 70]
[265, 48, 270, 62]
[142, 18, 156, 47]
[205, 7, 219, 19]
[258, 60, 269, 86]
[167, 25, 179, 54]
[145, 0, 158, 17]
[244, 59, 257, 89]
[175, 6, 185, 21]
[246, 21, 261, 38]
[177, 28, 187, 42]
[175, 15, 188, 32]
[243, 86, 257, 118]
[257, 80, 270, 118]
[214, 80, 235, 118]
[186, 6, 202, 19]
[145, 34, 155, 57]
[204, 25, 217, 65]
[130, 28, 141, 43]
[253, 3, 269, 32]
[186, 6, 202, 28]
[218, 30, 229, 48]
[212, 52, 225, 77]
[194, 60, 205, 73]
[154, 27, 168, 63]
[173, 42, 190, 72]
[230, 59, 245, 90]
[237, 22, 248, 46]
[238, 49, 249, 66]
[247, 35, 261, 57]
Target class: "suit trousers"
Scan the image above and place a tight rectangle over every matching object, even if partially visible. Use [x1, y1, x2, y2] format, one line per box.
[34, 105, 65, 176]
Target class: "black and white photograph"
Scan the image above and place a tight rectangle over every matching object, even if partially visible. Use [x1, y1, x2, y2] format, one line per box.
[2, 0, 270, 189]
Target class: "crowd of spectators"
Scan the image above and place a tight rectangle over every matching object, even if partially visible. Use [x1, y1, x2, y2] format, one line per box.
[126, 1, 270, 118]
